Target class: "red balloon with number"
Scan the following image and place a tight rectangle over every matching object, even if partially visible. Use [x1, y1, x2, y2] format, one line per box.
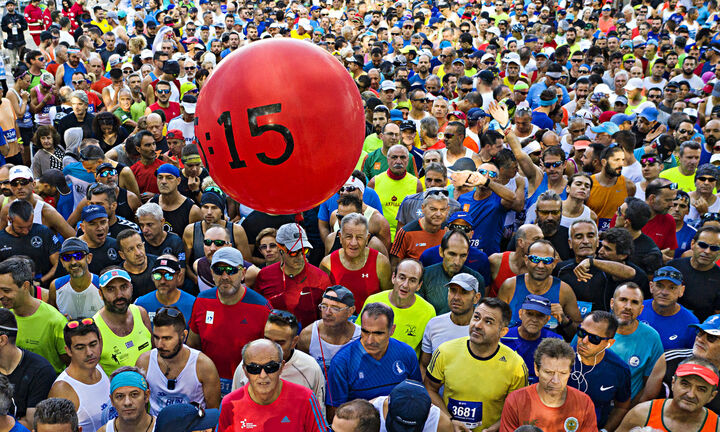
[195, 39, 365, 214]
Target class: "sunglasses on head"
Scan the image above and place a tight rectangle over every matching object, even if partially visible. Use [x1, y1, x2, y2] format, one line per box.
[203, 239, 228, 247]
[543, 161, 564, 169]
[157, 307, 182, 317]
[61, 252, 86, 262]
[245, 360, 282, 375]
[67, 318, 94, 329]
[577, 326, 611, 345]
[211, 264, 240, 275]
[152, 272, 174, 281]
[528, 255, 554, 264]
[203, 186, 224, 197]
[10, 178, 31, 187]
[697, 241, 720, 252]
[339, 185, 358, 193]
[449, 223, 472, 233]
[478, 168, 498, 178]
[654, 269, 683, 281]
[660, 182, 678, 190]
[271, 309, 298, 326]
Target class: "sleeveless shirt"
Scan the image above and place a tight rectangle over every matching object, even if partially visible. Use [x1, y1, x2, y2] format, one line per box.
[190, 221, 235, 264]
[55, 365, 111, 432]
[94, 305, 152, 376]
[489, 251, 516, 298]
[508, 275, 561, 327]
[587, 174, 628, 232]
[146, 347, 206, 416]
[309, 320, 361, 374]
[329, 248, 380, 310]
[55, 274, 104, 319]
[646, 399, 719, 432]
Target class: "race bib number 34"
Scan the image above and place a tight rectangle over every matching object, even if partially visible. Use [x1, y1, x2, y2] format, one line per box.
[448, 398, 482, 429]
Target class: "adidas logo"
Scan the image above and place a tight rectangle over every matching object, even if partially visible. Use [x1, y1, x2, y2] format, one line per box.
[281, 416, 290, 423]
[499, 356, 506, 362]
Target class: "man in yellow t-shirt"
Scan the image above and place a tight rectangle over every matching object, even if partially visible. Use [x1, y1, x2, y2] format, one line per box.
[660, 141, 702, 192]
[357, 259, 435, 354]
[425, 297, 528, 432]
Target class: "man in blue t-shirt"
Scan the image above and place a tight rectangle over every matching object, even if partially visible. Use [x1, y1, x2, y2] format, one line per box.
[457, 163, 516, 254]
[670, 191, 697, 258]
[501, 294, 562, 384]
[570, 311, 632, 431]
[317, 173, 383, 240]
[638, 266, 699, 352]
[134, 255, 195, 327]
[326, 302, 421, 420]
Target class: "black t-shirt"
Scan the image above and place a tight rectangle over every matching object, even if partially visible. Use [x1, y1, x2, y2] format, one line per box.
[663, 348, 720, 413]
[0, 224, 61, 276]
[668, 257, 720, 321]
[507, 225, 573, 261]
[57, 112, 95, 146]
[88, 237, 122, 275]
[178, 168, 209, 203]
[6, 349, 56, 419]
[556, 258, 611, 313]
[606, 260, 651, 300]
[143, 232, 186, 267]
[149, 196, 195, 237]
[109, 217, 140, 238]
[630, 233, 664, 277]
[127, 255, 157, 301]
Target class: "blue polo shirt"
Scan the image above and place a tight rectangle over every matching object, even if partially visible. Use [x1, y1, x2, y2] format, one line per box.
[501, 326, 562, 384]
[638, 299, 699, 351]
[457, 191, 508, 255]
[134, 289, 196, 327]
[567, 347, 632, 429]
[326, 338, 421, 407]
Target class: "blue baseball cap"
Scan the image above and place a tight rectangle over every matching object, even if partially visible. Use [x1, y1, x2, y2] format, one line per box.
[690, 314, 720, 336]
[99, 268, 132, 288]
[521, 294, 552, 315]
[385, 380, 431, 432]
[653, 266, 683, 285]
[155, 404, 220, 432]
[639, 106, 659, 122]
[590, 121, 620, 135]
[81, 205, 108, 222]
[610, 113, 636, 126]
[447, 211, 471, 224]
[390, 109, 404, 121]
[467, 107, 489, 121]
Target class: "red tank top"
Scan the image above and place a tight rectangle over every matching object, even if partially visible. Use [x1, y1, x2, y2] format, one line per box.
[489, 251, 516, 297]
[329, 248, 380, 310]
[646, 399, 719, 432]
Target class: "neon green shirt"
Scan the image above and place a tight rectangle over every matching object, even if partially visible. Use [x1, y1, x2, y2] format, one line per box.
[15, 302, 67, 373]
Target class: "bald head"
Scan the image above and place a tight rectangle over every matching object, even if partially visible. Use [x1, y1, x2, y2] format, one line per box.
[242, 338, 283, 363]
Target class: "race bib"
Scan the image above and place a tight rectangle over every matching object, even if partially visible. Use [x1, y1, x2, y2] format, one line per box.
[597, 218, 611, 232]
[577, 301, 593, 317]
[220, 378, 233, 396]
[448, 398, 482, 429]
[3, 128, 17, 143]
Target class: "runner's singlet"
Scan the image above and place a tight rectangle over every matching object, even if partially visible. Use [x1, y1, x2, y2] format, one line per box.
[146, 347, 205, 415]
[329, 248, 380, 310]
[308, 320, 361, 373]
[55, 365, 111, 432]
[646, 399, 719, 432]
[94, 304, 152, 376]
[489, 251, 516, 297]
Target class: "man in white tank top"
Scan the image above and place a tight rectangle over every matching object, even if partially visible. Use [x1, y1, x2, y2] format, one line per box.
[48, 318, 111, 432]
[297, 286, 361, 376]
[50, 237, 104, 319]
[561, 173, 598, 229]
[371, 380, 453, 432]
[135, 307, 221, 416]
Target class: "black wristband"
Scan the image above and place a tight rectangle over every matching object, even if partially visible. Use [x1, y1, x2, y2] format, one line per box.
[484, 178, 491, 187]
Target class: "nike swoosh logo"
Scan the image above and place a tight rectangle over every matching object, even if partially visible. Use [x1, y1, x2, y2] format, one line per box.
[300, 292, 312, 295]
[600, 385, 614, 391]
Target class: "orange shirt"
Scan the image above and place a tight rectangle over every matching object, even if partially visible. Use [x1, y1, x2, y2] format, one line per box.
[500, 384, 598, 432]
[463, 136, 479, 153]
[389, 219, 446, 260]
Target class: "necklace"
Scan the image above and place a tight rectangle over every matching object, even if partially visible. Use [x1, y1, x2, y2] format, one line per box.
[113, 416, 153, 432]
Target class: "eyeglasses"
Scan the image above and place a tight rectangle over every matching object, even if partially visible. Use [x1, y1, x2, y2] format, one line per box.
[412, 98, 428, 102]
[697, 329, 720, 344]
[152, 272, 174, 281]
[577, 326, 611, 345]
[659, 183, 678, 190]
[339, 185, 359, 193]
[211, 264, 240, 275]
[203, 239, 228, 247]
[282, 247, 309, 257]
[245, 360, 282, 375]
[10, 178, 31, 187]
[123, 69, 132, 74]
[640, 157, 658, 166]
[157, 89, 171, 94]
[478, 169, 498, 179]
[697, 241, 720, 252]
[72, 80, 85, 85]
[98, 168, 118, 177]
[448, 224, 472, 233]
[67, 318, 94, 329]
[259, 243, 277, 251]
[527, 255, 554, 264]
[319, 303, 350, 313]
[61, 252, 86, 262]
[543, 161, 564, 169]
[698, 176, 717, 183]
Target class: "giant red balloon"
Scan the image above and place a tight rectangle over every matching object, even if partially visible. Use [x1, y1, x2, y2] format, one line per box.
[195, 39, 365, 214]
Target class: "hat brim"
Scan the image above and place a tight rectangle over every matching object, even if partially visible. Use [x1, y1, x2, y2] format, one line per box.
[182, 103, 196, 114]
[521, 303, 552, 315]
[152, 265, 178, 274]
[689, 323, 720, 336]
[190, 409, 220, 431]
[654, 275, 682, 285]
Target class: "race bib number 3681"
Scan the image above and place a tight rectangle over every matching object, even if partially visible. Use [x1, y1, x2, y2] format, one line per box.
[448, 398, 482, 429]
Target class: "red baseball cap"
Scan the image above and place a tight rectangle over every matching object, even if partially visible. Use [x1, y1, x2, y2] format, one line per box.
[166, 129, 185, 141]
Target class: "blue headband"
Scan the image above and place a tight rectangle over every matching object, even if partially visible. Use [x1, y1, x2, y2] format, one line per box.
[110, 371, 148, 394]
[539, 96, 558, 106]
[156, 163, 181, 178]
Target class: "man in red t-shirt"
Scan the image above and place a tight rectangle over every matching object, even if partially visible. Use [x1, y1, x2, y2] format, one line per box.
[219, 339, 329, 432]
[643, 179, 680, 258]
[500, 338, 597, 432]
[254, 223, 330, 328]
[188, 247, 272, 396]
[145, 80, 180, 121]
[130, 130, 164, 196]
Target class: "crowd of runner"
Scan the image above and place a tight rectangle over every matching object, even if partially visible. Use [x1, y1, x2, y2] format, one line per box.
[4, 0, 720, 430]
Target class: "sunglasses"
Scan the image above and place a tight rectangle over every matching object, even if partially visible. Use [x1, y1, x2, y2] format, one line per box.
[698, 176, 717, 183]
[282, 247, 309, 257]
[72, 80, 85, 85]
[61, 252, 86, 262]
[157, 307, 182, 317]
[703, 212, 720, 222]
[413, 98, 428, 102]
[654, 269, 683, 281]
[697, 329, 720, 344]
[157, 89, 171, 94]
[659, 183, 678, 190]
[425, 189, 450, 199]
[10, 178, 31, 187]
[245, 360, 282, 375]
[697, 241, 720, 252]
[339, 185, 359, 193]
[516, 90, 528, 95]
[203, 239, 228, 247]
[678, 128, 694, 135]
[152, 272, 174, 281]
[640, 157, 658, 166]
[571, 58, 582, 63]
[67, 318, 94, 329]
[185, 66, 196, 70]
[577, 326, 611, 345]
[528, 255, 554, 264]
[211, 264, 240, 275]
[444, 133, 455, 139]
[259, 243, 277, 251]
[448, 224, 472, 233]
[478, 169, 498, 178]
[543, 161, 564, 169]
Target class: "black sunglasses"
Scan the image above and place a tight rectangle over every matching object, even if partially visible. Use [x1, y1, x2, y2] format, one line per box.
[203, 239, 228, 247]
[702, 212, 720, 222]
[245, 360, 282, 375]
[448, 224, 472, 233]
[577, 326, 611, 345]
